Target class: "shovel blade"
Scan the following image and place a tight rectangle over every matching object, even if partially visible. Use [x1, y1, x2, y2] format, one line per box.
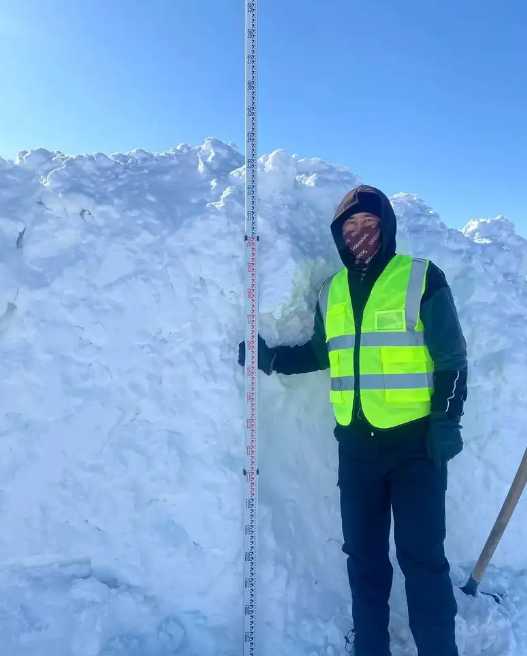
[461, 575, 503, 604]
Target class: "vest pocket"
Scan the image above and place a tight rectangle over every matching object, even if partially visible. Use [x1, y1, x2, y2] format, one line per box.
[380, 346, 432, 404]
[384, 387, 431, 404]
[329, 350, 344, 404]
[326, 302, 350, 334]
[375, 309, 405, 331]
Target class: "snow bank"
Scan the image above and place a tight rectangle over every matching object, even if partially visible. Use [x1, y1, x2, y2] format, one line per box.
[0, 138, 526, 655]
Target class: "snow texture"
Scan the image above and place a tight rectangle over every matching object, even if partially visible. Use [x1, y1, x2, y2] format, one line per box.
[0, 137, 526, 655]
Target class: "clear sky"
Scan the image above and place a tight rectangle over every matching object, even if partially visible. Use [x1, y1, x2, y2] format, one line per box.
[1, 0, 526, 233]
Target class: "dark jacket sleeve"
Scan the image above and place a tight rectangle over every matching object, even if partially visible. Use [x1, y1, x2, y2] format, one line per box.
[272, 302, 330, 374]
[421, 261, 468, 421]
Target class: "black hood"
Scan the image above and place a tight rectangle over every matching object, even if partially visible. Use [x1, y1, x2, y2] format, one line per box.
[330, 185, 397, 271]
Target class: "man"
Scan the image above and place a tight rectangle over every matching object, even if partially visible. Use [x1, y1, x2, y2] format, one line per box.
[239, 184, 467, 656]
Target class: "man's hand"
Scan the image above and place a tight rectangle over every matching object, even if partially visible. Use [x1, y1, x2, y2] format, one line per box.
[426, 412, 463, 468]
[238, 334, 277, 375]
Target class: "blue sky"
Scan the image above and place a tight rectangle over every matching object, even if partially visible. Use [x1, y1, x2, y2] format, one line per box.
[1, 0, 526, 233]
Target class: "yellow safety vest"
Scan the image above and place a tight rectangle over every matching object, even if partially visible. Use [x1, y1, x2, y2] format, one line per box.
[319, 254, 434, 429]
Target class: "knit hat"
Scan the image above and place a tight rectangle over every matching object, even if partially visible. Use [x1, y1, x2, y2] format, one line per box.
[334, 186, 383, 224]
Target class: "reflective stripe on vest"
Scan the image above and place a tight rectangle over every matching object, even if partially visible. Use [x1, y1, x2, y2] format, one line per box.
[331, 372, 434, 391]
[328, 331, 425, 351]
[321, 254, 434, 429]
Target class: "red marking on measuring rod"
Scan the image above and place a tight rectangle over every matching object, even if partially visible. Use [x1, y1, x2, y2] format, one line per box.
[243, 1, 258, 655]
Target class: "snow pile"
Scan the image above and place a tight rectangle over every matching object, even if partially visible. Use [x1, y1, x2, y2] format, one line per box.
[0, 138, 526, 655]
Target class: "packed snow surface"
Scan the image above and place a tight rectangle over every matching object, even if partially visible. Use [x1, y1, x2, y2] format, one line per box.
[0, 138, 526, 655]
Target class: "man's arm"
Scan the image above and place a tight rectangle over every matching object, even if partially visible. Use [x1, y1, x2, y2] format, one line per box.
[421, 262, 468, 421]
[272, 302, 330, 375]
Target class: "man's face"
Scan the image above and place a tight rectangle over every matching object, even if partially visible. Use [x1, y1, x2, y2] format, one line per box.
[342, 212, 381, 262]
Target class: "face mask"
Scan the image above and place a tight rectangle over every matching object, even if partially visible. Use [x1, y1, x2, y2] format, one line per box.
[342, 219, 381, 265]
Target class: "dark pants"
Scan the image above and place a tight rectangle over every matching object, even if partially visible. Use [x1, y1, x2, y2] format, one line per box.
[337, 430, 458, 656]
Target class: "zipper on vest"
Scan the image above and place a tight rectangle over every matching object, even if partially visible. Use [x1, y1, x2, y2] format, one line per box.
[352, 326, 366, 419]
[352, 317, 362, 423]
[352, 311, 374, 440]
[349, 268, 373, 428]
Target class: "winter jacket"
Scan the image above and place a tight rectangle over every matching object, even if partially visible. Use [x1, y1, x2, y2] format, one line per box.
[271, 185, 468, 441]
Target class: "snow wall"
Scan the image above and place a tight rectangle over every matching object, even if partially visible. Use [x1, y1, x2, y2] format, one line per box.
[0, 138, 526, 655]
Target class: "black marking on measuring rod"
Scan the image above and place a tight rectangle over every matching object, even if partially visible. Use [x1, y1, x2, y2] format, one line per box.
[243, 2, 259, 656]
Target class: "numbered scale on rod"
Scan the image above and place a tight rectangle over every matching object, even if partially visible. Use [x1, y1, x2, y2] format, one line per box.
[243, 2, 259, 656]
